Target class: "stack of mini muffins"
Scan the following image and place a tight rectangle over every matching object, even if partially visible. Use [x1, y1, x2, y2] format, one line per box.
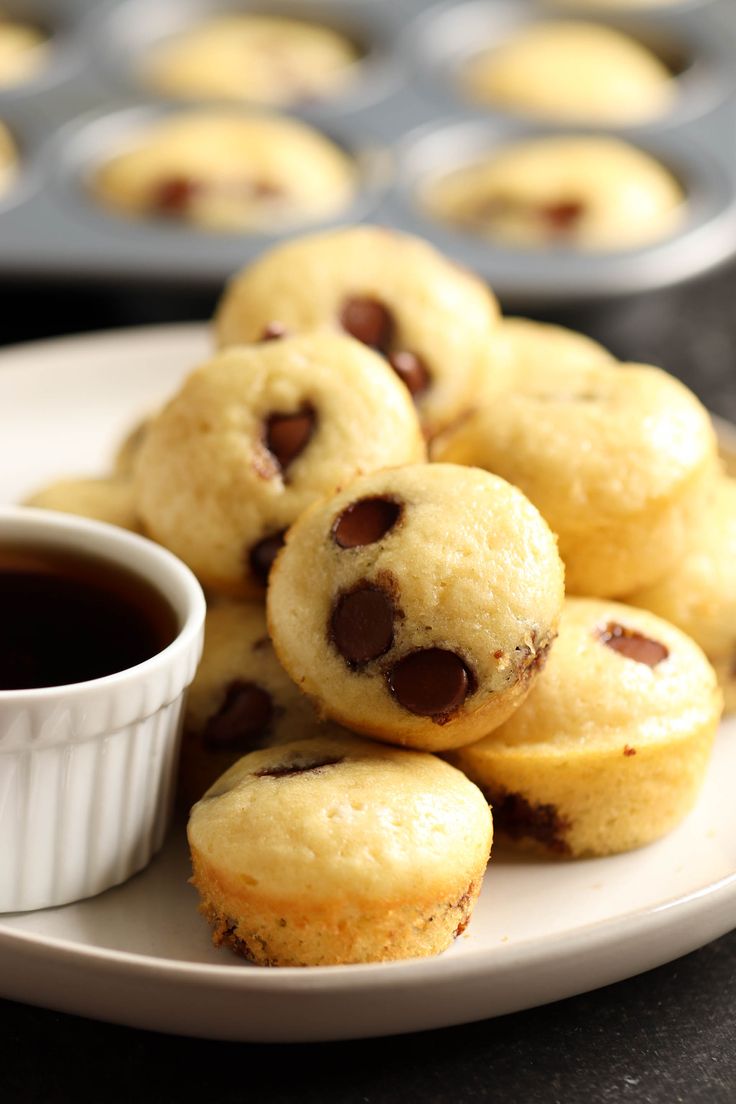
[26, 226, 731, 967]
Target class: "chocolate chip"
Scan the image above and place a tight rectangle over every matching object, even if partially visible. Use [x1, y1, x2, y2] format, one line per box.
[332, 497, 402, 549]
[541, 201, 584, 232]
[330, 584, 395, 666]
[597, 622, 669, 667]
[265, 405, 315, 472]
[388, 351, 430, 398]
[339, 297, 393, 353]
[260, 322, 288, 342]
[152, 176, 199, 215]
[250, 179, 282, 199]
[388, 649, 472, 720]
[248, 530, 286, 585]
[203, 680, 273, 750]
[488, 790, 571, 855]
[516, 638, 553, 681]
[255, 755, 344, 779]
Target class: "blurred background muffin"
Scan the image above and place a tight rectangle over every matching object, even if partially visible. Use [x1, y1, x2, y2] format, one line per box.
[141, 12, 361, 107]
[91, 111, 356, 232]
[0, 12, 48, 87]
[462, 21, 675, 125]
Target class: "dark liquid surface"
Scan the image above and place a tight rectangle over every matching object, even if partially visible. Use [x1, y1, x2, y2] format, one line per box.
[0, 543, 179, 690]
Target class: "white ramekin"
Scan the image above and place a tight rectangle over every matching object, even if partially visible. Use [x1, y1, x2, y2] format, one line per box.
[0, 507, 206, 913]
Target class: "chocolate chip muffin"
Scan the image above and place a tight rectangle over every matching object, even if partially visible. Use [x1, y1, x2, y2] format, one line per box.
[24, 476, 141, 533]
[422, 136, 685, 251]
[0, 16, 47, 88]
[142, 13, 359, 107]
[188, 733, 493, 965]
[91, 112, 355, 233]
[179, 598, 342, 809]
[462, 21, 674, 125]
[435, 362, 718, 597]
[627, 476, 736, 713]
[449, 598, 722, 858]
[134, 333, 426, 596]
[214, 225, 506, 438]
[267, 463, 564, 752]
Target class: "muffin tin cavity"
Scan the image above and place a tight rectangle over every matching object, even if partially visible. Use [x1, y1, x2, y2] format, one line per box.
[415, 130, 687, 252]
[395, 118, 736, 302]
[408, 0, 729, 129]
[0, 0, 736, 301]
[88, 0, 398, 118]
[48, 104, 391, 249]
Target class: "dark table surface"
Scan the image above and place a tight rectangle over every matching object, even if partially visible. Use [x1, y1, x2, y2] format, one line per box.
[1, 264, 735, 1103]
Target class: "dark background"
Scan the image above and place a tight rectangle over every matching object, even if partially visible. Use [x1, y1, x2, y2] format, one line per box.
[1, 264, 735, 1103]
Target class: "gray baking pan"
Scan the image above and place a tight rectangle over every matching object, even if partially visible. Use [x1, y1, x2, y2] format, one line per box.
[1, 0, 735, 305]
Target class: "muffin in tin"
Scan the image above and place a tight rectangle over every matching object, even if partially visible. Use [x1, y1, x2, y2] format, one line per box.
[134, 332, 426, 596]
[91, 112, 356, 233]
[496, 317, 616, 391]
[267, 463, 564, 752]
[434, 362, 718, 597]
[215, 225, 506, 438]
[449, 598, 722, 858]
[142, 13, 360, 107]
[0, 15, 48, 88]
[462, 21, 675, 125]
[188, 733, 493, 965]
[626, 476, 736, 713]
[422, 136, 685, 251]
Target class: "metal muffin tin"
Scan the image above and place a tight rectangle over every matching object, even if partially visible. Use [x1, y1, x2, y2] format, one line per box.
[1, 0, 735, 303]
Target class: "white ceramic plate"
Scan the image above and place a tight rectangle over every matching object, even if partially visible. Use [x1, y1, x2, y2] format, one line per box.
[0, 324, 734, 1043]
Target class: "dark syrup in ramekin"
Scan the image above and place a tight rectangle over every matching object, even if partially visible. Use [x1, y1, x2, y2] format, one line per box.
[0, 543, 178, 690]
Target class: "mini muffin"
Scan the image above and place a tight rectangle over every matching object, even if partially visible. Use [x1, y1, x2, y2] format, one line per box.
[498, 317, 616, 391]
[142, 14, 359, 107]
[435, 362, 718, 597]
[188, 733, 493, 966]
[179, 598, 342, 808]
[0, 16, 48, 88]
[0, 119, 17, 199]
[462, 21, 674, 125]
[449, 598, 722, 858]
[24, 476, 141, 532]
[627, 477, 736, 712]
[92, 112, 355, 232]
[215, 226, 506, 438]
[422, 136, 684, 251]
[134, 333, 426, 596]
[267, 463, 564, 752]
